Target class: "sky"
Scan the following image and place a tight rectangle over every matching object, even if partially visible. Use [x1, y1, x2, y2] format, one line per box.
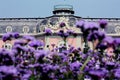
[0, 0, 120, 18]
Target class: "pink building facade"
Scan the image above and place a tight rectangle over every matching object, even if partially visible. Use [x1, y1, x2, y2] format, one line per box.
[0, 5, 120, 52]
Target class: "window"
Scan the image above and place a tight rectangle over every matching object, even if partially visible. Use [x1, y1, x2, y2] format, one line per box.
[23, 26, 29, 33]
[6, 26, 12, 32]
[57, 41, 69, 52]
[39, 25, 45, 32]
[37, 46, 44, 50]
[3, 43, 12, 50]
[115, 25, 120, 33]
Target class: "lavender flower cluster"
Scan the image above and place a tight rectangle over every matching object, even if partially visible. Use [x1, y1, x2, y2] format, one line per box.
[0, 20, 120, 80]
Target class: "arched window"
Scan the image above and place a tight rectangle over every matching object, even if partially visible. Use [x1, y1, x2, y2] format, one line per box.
[23, 26, 29, 33]
[6, 26, 12, 32]
[39, 25, 45, 32]
[115, 25, 120, 33]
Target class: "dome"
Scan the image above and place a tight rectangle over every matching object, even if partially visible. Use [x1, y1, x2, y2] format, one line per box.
[53, 5, 75, 15]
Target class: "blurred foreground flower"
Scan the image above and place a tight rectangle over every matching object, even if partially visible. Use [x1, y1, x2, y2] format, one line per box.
[99, 19, 108, 29]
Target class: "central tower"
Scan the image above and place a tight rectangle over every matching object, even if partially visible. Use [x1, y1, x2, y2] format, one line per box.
[53, 5, 75, 15]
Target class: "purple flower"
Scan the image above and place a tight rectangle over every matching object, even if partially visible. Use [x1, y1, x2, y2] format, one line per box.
[89, 69, 106, 79]
[52, 65, 60, 70]
[2, 33, 12, 42]
[0, 66, 19, 80]
[87, 31, 98, 41]
[23, 35, 35, 41]
[60, 66, 67, 73]
[103, 36, 114, 46]
[59, 22, 66, 28]
[21, 70, 32, 80]
[63, 32, 69, 38]
[70, 61, 82, 71]
[41, 64, 53, 73]
[22, 73, 31, 80]
[0, 66, 17, 75]
[96, 42, 107, 50]
[83, 22, 92, 31]
[12, 32, 20, 39]
[76, 20, 94, 37]
[34, 50, 47, 62]
[114, 69, 120, 78]
[61, 50, 69, 55]
[99, 19, 108, 29]
[68, 46, 75, 52]
[12, 44, 22, 54]
[28, 40, 44, 48]
[45, 28, 52, 36]
[27, 47, 35, 53]
[106, 62, 115, 70]
[21, 47, 29, 52]
[0, 49, 15, 63]
[114, 38, 120, 45]
[58, 30, 64, 37]
[76, 20, 85, 30]
[89, 22, 99, 31]
[14, 39, 26, 46]
[88, 30, 106, 41]
[97, 31, 106, 40]
[58, 30, 70, 38]
[67, 30, 74, 35]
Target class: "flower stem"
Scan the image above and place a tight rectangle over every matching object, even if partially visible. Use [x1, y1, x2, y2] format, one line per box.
[80, 56, 91, 71]
[78, 55, 91, 80]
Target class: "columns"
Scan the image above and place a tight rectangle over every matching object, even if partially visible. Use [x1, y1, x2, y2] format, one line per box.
[45, 36, 49, 49]
[76, 36, 82, 48]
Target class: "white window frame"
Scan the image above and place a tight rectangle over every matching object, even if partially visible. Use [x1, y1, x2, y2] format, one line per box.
[3, 43, 12, 50]
[23, 26, 29, 33]
[6, 26, 12, 32]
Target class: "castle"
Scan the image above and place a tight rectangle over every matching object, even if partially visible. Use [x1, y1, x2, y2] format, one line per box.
[0, 5, 120, 50]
